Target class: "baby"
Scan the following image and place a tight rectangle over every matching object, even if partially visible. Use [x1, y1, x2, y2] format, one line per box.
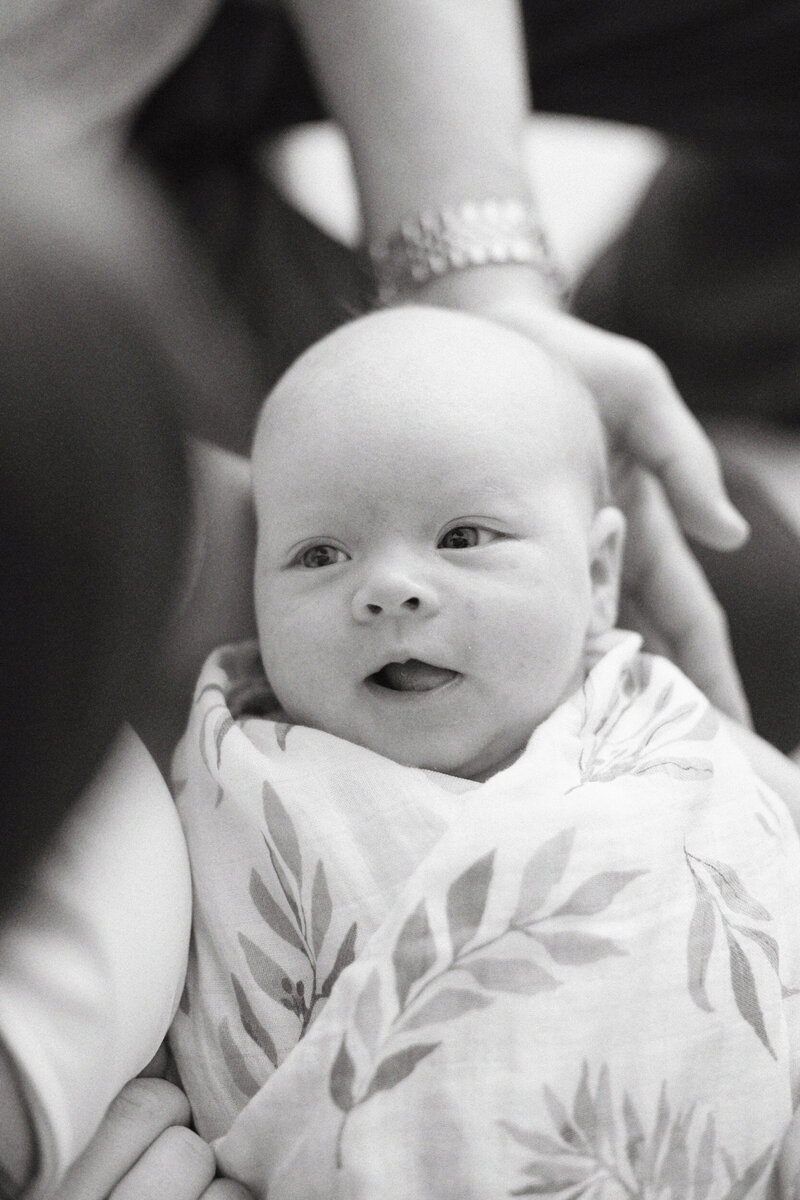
[252, 304, 623, 781]
[170, 308, 800, 1199]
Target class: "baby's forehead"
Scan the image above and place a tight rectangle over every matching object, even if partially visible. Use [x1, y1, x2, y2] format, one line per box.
[260, 312, 562, 426]
[252, 309, 604, 499]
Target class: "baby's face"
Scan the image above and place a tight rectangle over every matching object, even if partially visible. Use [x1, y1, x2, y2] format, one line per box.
[253, 309, 622, 780]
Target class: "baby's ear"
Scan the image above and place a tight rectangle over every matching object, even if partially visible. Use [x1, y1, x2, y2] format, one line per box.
[587, 506, 626, 635]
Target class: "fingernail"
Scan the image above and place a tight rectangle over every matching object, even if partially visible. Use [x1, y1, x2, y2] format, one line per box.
[716, 501, 750, 545]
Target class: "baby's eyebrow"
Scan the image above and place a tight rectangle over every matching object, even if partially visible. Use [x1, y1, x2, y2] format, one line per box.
[442, 483, 526, 512]
[436, 475, 511, 499]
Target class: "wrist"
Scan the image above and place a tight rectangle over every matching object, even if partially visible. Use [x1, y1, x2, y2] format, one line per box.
[368, 197, 567, 309]
[410, 261, 562, 314]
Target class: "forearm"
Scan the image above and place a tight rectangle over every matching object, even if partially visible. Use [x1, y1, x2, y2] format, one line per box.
[283, 0, 533, 239]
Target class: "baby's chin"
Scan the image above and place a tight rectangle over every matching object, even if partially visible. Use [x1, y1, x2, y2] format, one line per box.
[270, 681, 534, 781]
[416, 743, 527, 782]
[334, 724, 530, 782]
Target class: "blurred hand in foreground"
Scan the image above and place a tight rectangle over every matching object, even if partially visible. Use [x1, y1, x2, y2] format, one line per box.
[53, 1073, 252, 1200]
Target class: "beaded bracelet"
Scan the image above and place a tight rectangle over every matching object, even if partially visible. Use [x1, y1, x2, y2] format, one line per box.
[368, 197, 567, 305]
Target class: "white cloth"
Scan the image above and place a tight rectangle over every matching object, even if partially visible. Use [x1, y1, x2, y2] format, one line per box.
[0, 728, 192, 1198]
[171, 633, 800, 1199]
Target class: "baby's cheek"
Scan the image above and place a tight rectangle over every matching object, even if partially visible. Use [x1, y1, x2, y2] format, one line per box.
[255, 595, 303, 684]
[489, 593, 584, 687]
[264, 605, 346, 718]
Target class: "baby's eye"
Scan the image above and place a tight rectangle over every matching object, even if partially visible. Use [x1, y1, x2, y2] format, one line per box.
[438, 526, 495, 550]
[296, 544, 348, 568]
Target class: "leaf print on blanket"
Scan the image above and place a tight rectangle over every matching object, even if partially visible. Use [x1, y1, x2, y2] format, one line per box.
[231, 973, 278, 1068]
[329, 831, 644, 1171]
[274, 720, 295, 750]
[684, 849, 799, 1058]
[502, 1064, 775, 1198]
[194, 699, 231, 805]
[219, 1016, 260, 1101]
[514, 830, 644, 964]
[242, 852, 357, 1032]
[328, 851, 504, 1167]
[578, 656, 716, 786]
[752, 783, 788, 843]
[224, 784, 359, 1095]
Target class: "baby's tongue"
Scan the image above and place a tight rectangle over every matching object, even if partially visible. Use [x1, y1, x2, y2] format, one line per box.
[380, 660, 457, 692]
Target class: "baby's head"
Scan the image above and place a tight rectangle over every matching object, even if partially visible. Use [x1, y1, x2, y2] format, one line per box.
[252, 307, 624, 780]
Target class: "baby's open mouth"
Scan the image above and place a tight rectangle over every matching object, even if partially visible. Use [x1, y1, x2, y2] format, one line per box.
[367, 660, 460, 693]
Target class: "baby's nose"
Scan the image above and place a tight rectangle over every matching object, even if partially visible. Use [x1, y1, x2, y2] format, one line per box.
[351, 570, 439, 623]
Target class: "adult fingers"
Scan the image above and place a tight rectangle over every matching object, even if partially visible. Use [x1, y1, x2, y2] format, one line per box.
[108, 1124, 215, 1200]
[488, 302, 749, 551]
[54, 1078, 191, 1200]
[587, 332, 748, 551]
[620, 467, 751, 724]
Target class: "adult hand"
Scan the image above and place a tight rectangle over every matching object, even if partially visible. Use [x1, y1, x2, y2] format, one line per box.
[53, 1076, 252, 1200]
[612, 460, 750, 725]
[417, 267, 751, 723]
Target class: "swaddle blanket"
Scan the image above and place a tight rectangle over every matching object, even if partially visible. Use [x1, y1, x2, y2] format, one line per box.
[170, 631, 800, 1200]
